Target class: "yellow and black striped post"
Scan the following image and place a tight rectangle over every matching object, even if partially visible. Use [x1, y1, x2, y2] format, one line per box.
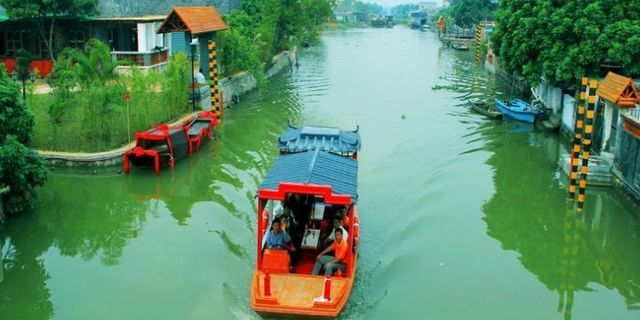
[577, 79, 598, 210]
[568, 78, 588, 199]
[475, 25, 483, 64]
[558, 205, 581, 319]
[208, 40, 222, 119]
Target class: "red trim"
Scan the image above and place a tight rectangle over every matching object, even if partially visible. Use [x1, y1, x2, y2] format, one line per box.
[258, 183, 353, 205]
[123, 147, 162, 175]
[257, 201, 264, 268]
[0, 58, 53, 77]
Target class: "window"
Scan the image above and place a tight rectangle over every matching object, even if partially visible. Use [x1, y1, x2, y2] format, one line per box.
[6, 32, 23, 57]
[38, 37, 49, 59]
[68, 31, 85, 49]
[0, 32, 5, 56]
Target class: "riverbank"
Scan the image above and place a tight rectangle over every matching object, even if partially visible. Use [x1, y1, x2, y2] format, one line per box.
[2, 27, 639, 319]
[35, 50, 296, 169]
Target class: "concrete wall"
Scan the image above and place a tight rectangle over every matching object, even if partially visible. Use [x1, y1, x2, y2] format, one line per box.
[613, 115, 640, 201]
[220, 50, 296, 107]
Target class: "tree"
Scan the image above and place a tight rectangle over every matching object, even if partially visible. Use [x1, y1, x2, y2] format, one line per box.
[0, 0, 98, 61]
[0, 65, 35, 145]
[450, 0, 497, 27]
[492, 0, 640, 87]
[0, 65, 48, 216]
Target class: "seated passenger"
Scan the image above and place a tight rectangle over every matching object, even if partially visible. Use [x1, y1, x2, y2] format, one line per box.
[321, 213, 348, 248]
[312, 228, 348, 276]
[264, 218, 296, 252]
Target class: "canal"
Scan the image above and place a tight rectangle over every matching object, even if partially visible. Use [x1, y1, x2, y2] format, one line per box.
[2, 27, 640, 319]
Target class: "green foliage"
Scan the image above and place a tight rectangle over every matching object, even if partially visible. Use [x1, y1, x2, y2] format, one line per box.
[0, 64, 35, 145]
[15, 49, 32, 78]
[220, 0, 335, 80]
[0, 0, 98, 60]
[493, 0, 640, 87]
[450, 0, 497, 27]
[220, 9, 265, 82]
[29, 40, 191, 152]
[0, 135, 48, 215]
[0, 65, 48, 216]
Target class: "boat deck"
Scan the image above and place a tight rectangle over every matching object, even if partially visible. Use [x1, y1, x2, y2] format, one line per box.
[253, 271, 352, 317]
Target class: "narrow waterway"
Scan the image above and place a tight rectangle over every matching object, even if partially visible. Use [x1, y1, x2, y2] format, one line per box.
[2, 26, 640, 320]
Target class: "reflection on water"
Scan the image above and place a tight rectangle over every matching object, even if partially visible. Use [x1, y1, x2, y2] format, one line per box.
[0, 26, 639, 320]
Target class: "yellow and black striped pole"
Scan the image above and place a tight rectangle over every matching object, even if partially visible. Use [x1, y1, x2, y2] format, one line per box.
[208, 40, 222, 119]
[577, 79, 598, 210]
[568, 78, 588, 199]
[558, 205, 581, 319]
[475, 25, 483, 64]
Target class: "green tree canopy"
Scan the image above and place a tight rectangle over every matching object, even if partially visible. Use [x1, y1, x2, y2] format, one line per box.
[450, 0, 497, 27]
[492, 0, 640, 87]
[220, 0, 335, 79]
[0, 0, 98, 61]
[0, 65, 35, 145]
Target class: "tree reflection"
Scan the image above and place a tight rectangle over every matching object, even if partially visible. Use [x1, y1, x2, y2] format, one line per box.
[481, 124, 640, 319]
[0, 173, 149, 318]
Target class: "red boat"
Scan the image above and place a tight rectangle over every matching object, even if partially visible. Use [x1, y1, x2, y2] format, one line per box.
[123, 111, 218, 175]
[251, 146, 361, 317]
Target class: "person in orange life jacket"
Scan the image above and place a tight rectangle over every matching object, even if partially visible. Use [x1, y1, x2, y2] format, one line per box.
[321, 213, 348, 249]
[312, 228, 347, 276]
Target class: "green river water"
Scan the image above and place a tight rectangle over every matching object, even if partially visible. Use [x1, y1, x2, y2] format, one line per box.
[2, 27, 640, 320]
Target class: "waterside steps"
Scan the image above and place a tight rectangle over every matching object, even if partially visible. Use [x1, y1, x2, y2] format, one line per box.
[561, 152, 615, 187]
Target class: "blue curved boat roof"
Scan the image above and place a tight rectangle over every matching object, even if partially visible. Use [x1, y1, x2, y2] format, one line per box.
[279, 124, 361, 155]
[259, 149, 358, 202]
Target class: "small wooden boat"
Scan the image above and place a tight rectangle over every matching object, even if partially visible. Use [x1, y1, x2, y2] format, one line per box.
[495, 99, 543, 123]
[278, 124, 361, 158]
[123, 124, 190, 175]
[251, 126, 362, 318]
[470, 101, 502, 119]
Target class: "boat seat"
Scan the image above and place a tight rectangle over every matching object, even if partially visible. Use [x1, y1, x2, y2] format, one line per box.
[262, 249, 290, 274]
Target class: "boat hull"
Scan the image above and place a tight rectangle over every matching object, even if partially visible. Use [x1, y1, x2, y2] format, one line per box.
[471, 102, 502, 119]
[495, 99, 540, 123]
[251, 254, 357, 318]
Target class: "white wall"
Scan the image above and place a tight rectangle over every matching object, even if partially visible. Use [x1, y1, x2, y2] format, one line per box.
[137, 22, 165, 52]
[562, 94, 576, 132]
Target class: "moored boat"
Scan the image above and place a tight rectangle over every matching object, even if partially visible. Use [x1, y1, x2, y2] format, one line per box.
[251, 126, 362, 318]
[470, 101, 502, 119]
[495, 98, 543, 123]
[123, 124, 190, 175]
[184, 111, 219, 155]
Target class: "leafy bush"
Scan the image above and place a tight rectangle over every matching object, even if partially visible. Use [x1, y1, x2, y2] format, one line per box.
[30, 39, 192, 152]
[219, 0, 335, 79]
[0, 136, 48, 215]
[0, 65, 48, 216]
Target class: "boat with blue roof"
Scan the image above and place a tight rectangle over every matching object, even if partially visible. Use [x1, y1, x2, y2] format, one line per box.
[495, 98, 543, 123]
[251, 125, 361, 318]
[278, 123, 361, 158]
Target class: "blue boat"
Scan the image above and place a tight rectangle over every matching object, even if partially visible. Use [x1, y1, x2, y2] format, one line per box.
[495, 99, 543, 123]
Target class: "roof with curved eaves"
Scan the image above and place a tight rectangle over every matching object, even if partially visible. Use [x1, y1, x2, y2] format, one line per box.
[259, 150, 358, 202]
[597, 72, 639, 108]
[156, 6, 228, 35]
[279, 124, 361, 155]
